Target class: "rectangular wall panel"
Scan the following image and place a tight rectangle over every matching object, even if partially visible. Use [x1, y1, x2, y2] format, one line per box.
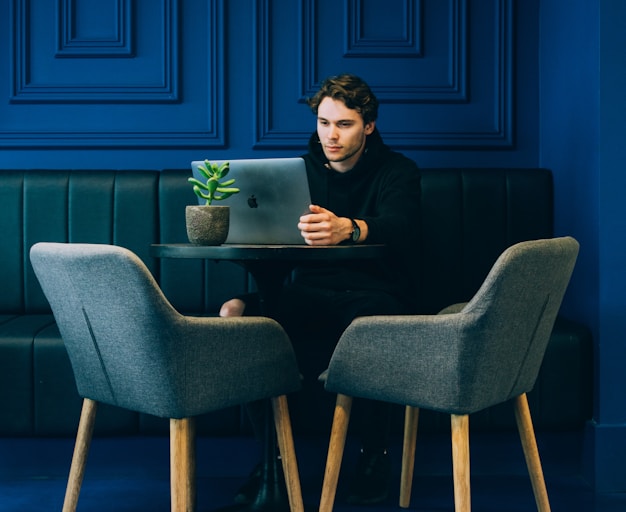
[255, 0, 513, 150]
[0, 0, 523, 159]
[12, 0, 176, 103]
[2, 0, 225, 148]
[56, 0, 134, 57]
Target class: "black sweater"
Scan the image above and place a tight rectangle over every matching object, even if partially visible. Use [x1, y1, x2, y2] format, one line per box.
[295, 128, 421, 310]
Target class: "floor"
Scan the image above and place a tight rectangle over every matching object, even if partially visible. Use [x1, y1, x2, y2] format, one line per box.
[0, 430, 625, 511]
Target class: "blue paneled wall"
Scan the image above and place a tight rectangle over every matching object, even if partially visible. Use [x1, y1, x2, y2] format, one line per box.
[0, 0, 530, 168]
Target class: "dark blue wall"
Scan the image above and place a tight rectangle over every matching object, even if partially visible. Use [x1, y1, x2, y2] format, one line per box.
[539, 0, 626, 493]
[1, 0, 624, 492]
[0, 0, 536, 169]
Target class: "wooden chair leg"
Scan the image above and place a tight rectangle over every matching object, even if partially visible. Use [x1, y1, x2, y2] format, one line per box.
[319, 394, 353, 512]
[514, 393, 551, 512]
[399, 406, 419, 508]
[451, 414, 471, 512]
[170, 417, 196, 512]
[63, 398, 98, 512]
[272, 395, 304, 512]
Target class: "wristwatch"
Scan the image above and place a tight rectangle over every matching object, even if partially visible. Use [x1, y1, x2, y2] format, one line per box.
[350, 218, 361, 243]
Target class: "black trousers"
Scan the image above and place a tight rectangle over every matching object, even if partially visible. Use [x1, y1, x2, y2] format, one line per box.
[242, 283, 412, 452]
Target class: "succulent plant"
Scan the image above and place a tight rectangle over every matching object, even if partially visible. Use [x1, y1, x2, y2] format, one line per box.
[188, 160, 240, 205]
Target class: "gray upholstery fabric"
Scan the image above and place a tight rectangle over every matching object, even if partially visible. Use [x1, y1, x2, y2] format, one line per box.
[30, 243, 301, 419]
[324, 237, 579, 415]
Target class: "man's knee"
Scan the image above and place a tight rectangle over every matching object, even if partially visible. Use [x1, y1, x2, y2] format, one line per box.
[219, 298, 246, 317]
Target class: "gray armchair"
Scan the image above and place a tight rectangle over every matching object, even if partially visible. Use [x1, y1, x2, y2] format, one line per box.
[318, 236, 579, 512]
[29, 242, 304, 512]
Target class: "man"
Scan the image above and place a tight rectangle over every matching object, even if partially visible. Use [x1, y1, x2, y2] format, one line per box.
[221, 73, 420, 505]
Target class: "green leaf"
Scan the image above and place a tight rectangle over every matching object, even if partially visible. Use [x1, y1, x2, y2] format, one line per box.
[188, 177, 208, 190]
[192, 185, 210, 200]
[217, 161, 230, 178]
[216, 186, 240, 194]
[196, 163, 212, 180]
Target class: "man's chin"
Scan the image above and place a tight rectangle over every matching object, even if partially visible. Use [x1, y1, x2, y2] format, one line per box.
[324, 153, 346, 162]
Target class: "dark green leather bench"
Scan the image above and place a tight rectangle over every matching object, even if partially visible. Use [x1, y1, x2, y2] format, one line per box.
[0, 168, 592, 436]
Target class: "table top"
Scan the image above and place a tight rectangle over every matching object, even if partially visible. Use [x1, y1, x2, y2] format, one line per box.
[150, 243, 386, 262]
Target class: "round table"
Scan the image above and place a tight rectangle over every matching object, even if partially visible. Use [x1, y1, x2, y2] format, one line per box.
[151, 243, 386, 317]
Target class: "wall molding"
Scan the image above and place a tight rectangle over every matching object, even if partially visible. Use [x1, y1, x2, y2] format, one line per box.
[254, 0, 513, 149]
[1, 0, 512, 151]
[11, 0, 178, 104]
[2, 0, 225, 148]
[344, 0, 423, 58]
[56, 0, 134, 58]
[301, 0, 467, 103]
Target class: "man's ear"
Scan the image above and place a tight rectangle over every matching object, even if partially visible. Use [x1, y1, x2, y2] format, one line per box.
[364, 121, 375, 135]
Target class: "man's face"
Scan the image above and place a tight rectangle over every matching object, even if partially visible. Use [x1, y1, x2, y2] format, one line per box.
[316, 96, 375, 172]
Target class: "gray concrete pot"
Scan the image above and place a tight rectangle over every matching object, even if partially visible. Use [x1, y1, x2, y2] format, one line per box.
[185, 205, 230, 245]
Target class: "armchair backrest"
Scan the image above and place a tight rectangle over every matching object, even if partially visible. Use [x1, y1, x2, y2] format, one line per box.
[325, 237, 579, 415]
[29, 242, 301, 418]
[30, 243, 178, 410]
[447, 236, 580, 410]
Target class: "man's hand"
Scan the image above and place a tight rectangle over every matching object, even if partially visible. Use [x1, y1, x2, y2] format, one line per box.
[298, 204, 353, 245]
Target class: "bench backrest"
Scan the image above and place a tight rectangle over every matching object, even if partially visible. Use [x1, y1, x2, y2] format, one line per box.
[0, 168, 552, 315]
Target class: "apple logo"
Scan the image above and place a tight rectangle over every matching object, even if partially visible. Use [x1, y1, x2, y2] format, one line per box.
[247, 195, 258, 208]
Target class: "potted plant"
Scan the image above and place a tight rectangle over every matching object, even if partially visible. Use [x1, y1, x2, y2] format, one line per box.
[185, 160, 240, 245]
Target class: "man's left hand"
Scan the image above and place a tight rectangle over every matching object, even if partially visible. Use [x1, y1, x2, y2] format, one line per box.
[298, 204, 353, 245]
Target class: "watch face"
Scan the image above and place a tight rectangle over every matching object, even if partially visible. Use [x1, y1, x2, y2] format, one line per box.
[351, 222, 360, 242]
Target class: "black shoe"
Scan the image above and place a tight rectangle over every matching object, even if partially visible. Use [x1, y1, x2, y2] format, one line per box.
[234, 463, 262, 504]
[234, 457, 287, 505]
[345, 449, 391, 505]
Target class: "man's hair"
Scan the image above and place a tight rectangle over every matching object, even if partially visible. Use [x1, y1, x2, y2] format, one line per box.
[307, 74, 379, 124]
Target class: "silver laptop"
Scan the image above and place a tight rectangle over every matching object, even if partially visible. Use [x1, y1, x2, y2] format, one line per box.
[190, 157, 311, 244]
